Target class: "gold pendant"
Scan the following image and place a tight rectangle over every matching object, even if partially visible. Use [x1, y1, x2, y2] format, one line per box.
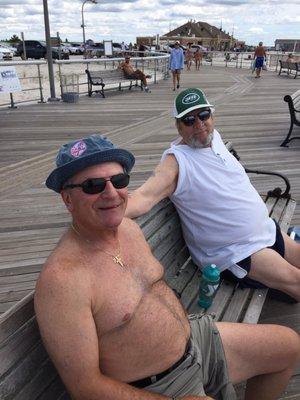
[113, 255, 125, 268]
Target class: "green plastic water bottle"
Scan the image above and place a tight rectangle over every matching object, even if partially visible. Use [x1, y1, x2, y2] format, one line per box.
[198, 264, 220, 309]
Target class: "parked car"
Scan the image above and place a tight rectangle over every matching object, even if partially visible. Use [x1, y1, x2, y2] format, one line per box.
[71, 43, 84, 54]
[0, 45, 14, 60]
[112, 42, 123, 55]
[189, 44, 208, 56]
[51, 45, 70, 58]
[16, 40, 69, 60]
[0, 42, 17, 56]
[162, 43, 187, 54]
[62, 43, 83, 55]
[89, 42, 104, 58]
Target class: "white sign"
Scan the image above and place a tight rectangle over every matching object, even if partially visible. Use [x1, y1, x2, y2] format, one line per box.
[0, 66, 22, 93]
[104, 40, 113, 57]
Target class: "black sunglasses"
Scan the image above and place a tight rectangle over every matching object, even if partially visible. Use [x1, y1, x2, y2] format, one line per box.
[63, 173, 130, 194]
[181, 109, 211, 126]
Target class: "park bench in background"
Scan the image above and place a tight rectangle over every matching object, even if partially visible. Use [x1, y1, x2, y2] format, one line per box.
[278, 60, 299, 79]
[0, 145, 296, 399]
[280, 89, 300, 147]
[85, 68, 143, 98]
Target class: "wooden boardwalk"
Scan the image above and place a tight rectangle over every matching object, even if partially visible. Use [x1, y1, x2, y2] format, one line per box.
[0, 65, 299, 398]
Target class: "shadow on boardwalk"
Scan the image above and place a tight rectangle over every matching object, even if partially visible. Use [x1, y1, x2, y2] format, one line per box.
[0, 65, 299, 398]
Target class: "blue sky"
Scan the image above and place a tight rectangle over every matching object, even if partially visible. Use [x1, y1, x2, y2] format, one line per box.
[0, 0, 299, 46]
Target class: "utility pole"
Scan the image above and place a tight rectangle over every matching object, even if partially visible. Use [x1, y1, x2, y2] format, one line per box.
[43, 0, 59, 101]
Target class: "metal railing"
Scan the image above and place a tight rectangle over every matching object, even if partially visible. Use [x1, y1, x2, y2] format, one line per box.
[1, 51, 297, 108]
[0, 60, 47, 108]
[55, 54, 170, 98]
[0, 54, 170, 108]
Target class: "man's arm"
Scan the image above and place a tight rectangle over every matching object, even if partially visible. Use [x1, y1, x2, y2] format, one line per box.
[126, 154, 179, 219]
[34, 264, 211, 400]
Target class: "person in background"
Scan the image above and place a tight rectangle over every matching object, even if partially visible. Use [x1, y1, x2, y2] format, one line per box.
[194, 48, 202, 70]
[120, 55, 151, 93]
[254, 41, 266, 78]
[138, 42, 146, 57]
[121, 41, 126, 56]
[169, 41, 184, 91]
[185, 43, 193, 71]
[286, 53, 296, 63]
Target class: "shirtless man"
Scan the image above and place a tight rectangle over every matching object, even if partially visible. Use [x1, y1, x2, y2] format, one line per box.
[254, 41, 266, 78]
[120, 56, 151, 92]
[35, 134, 300, 400]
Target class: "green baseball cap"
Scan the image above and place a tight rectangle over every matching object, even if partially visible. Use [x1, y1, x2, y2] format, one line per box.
[173, 88, 214, 118]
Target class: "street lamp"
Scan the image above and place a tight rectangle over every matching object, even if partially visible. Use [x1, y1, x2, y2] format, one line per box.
[81, 0, 97, 58]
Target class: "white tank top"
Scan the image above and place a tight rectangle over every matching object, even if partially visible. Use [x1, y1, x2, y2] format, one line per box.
[162, 130, 276, 277]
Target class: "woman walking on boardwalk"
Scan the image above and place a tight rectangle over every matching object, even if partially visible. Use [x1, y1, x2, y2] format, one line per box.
[169, 41, 184, 91]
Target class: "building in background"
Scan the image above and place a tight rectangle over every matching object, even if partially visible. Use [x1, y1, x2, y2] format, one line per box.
[275, 39, 299, 53]
[162, 20, 237, 51]
[136, 20, 242, 51]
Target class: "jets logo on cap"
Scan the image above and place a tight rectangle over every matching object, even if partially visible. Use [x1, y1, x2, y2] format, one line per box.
[182, 93, 200, 104]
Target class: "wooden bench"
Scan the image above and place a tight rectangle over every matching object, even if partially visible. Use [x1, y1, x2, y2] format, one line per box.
[0, 157, 296, 399]
[85, 68, 143, 98]
[280, 89, 300, 147]
[278, 60, 299, 79]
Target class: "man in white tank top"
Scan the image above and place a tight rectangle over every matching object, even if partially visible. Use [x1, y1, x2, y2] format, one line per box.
[126, 88, 300, 302]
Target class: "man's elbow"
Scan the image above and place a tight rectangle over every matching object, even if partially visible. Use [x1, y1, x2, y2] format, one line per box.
[126, 195, 153, 219]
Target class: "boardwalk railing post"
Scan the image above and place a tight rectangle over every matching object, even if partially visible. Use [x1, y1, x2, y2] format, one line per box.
[37, 64, 46, 103]
[58, 63, 63, 99]
[9, 92, 17, 109]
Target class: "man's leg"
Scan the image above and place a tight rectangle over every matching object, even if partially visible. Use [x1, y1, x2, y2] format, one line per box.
[256, 67, 261, 77]
[248, 246, 300, 301]
[217, 322, 300, 400]
[134, 69, 147, 87]
[282, 230, 300, 267]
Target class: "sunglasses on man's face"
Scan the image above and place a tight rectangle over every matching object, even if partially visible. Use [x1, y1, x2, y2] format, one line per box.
[63, 173, 130, 194]
[180, 109, 211, 127]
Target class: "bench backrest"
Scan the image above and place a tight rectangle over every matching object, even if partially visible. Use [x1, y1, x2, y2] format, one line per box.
[279, 60, 298, 71]
[284, 89, 300, 122]
[86, 68, 126, 84]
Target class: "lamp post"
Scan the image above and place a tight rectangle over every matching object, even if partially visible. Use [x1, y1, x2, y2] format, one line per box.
[81, 0, 97, 58]
[43, 0, 59, 101]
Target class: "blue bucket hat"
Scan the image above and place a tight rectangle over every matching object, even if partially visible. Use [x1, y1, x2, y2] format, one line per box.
[46, 134, 135, 193]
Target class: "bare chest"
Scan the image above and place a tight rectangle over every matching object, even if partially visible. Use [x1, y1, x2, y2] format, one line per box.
[90, 251, 164, 334]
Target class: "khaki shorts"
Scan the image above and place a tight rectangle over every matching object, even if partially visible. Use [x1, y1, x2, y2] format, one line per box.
[145, 314, 236, 400]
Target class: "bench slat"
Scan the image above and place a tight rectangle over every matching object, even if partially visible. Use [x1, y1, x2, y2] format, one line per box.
[13, 359, 62, 400]
[242, 288, 268, 323]
[222, 288, 252, 322]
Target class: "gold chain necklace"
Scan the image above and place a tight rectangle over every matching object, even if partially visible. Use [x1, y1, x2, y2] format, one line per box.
[71, 224, 126, 269]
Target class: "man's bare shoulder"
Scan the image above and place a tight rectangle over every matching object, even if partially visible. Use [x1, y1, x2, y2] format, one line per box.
[35, 233, 91, 305]
[121, 216, 145, 239]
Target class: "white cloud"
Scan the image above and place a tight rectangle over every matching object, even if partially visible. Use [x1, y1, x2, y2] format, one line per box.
[0, 0, 298, 46]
